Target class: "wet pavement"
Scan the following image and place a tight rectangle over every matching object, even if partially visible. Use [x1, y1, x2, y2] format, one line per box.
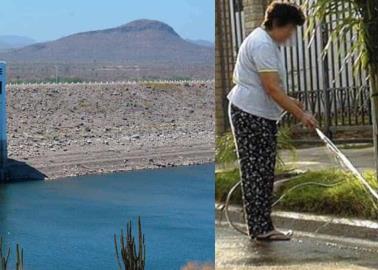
[216, 224, 378, 270]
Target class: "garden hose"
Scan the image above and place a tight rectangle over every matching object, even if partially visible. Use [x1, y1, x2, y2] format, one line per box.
[224, 109, 378, 236]
[223, 178, 345, 236]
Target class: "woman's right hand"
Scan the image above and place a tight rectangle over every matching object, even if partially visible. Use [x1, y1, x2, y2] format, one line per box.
[299, 112, 317, 130]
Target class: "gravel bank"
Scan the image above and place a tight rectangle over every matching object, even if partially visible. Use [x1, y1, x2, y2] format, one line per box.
[6, 82, 214, 180]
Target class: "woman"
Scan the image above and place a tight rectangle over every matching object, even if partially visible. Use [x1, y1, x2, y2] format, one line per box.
[227, 1, 317, 241]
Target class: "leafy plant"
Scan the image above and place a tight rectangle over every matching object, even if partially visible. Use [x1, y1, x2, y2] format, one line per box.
[304, 0, 378, 175]
[215, 132, 237, 165]
[114, 217, 146, 270]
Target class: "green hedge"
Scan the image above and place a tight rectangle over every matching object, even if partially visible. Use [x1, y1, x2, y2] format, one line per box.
[216, 169, 378, 220]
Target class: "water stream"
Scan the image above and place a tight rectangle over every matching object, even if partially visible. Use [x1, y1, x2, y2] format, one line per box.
[316, 128, 378, 201]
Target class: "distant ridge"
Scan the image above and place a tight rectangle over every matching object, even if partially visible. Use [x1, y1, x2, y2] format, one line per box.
[186, 39, 214, 48]
[0, 19, 212, 64]
[0, 19, 214, 81]
[0, 35, 36, 52]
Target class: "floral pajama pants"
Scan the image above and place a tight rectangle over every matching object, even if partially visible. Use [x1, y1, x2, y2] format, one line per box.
[229, 103, 278, 238]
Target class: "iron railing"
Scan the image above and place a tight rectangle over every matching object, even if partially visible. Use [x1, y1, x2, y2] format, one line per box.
[226, 0, 371, 137]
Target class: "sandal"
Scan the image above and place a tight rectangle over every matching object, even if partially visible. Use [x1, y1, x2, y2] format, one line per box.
[256, 230, 293, 241]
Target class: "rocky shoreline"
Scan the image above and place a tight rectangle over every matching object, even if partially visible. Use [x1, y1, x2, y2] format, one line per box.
[6, 81, 214, 180]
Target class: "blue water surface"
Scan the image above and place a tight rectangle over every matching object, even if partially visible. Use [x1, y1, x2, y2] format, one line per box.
[0, 164, 215, 269]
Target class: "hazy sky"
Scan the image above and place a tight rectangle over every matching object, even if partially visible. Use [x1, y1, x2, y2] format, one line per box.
[0, 0, 214, 42]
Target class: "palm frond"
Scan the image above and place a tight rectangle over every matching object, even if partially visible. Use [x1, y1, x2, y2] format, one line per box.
[304, 0, 367, 72]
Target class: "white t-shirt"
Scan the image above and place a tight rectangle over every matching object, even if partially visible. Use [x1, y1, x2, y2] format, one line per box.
[227, 27, 287, 121]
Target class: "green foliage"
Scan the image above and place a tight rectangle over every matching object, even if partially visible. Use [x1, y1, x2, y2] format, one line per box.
[276, 127, 296, 169]
[304, 0, 378, 74]
[216, 168, 378, 220]
[275, 169, 378, 219]
[114, 217, 146, 270]
[304, 0, 367, 72]
[215, 133, 237, 165]
[305, 0, 378, 175]
[215, 168, 241, 203]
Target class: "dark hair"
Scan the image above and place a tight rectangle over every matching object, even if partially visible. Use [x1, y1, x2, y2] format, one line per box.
[263, 1, 305, 30]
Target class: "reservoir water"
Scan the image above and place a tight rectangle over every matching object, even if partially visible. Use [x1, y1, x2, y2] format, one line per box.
[0, 164, 214, 269]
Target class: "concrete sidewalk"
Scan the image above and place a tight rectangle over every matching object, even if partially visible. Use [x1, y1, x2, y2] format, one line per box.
[217, 205, 378, 242]
[282, 145, 374, 172]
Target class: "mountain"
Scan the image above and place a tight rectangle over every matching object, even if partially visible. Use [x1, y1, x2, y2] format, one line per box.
[186, 39, 214, 48]
[0, 20, 213, 64]
[0, 20, 214, 81]
[0, 35, 36, 52]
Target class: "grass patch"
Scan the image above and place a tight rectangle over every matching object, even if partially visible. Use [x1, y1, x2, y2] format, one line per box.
[276, 170, 378, 219]
[216, 168, 241, 203]
[216, 169, 378, 220]
[215, 133, 237, 165]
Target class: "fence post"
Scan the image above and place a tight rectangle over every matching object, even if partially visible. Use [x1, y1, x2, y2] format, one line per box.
[320, 22, 332, 138]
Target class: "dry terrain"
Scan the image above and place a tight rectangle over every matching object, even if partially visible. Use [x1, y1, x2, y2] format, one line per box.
[6, 81, 214, 179]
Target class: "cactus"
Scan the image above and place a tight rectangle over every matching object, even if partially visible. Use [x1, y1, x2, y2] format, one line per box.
[0, 238, 23, 270]
[0, 238, 10, 270]
[114, 217, 146, 270]
[15, 245, 23, 270]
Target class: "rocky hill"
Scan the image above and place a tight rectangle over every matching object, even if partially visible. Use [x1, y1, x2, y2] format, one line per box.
[0, 20, 214, 81]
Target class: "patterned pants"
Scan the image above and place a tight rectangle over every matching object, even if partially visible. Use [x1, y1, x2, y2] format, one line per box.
[229, 104, 278, 238]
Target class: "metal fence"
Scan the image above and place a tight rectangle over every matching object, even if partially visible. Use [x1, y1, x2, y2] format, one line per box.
[228, 0, 371, 137]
